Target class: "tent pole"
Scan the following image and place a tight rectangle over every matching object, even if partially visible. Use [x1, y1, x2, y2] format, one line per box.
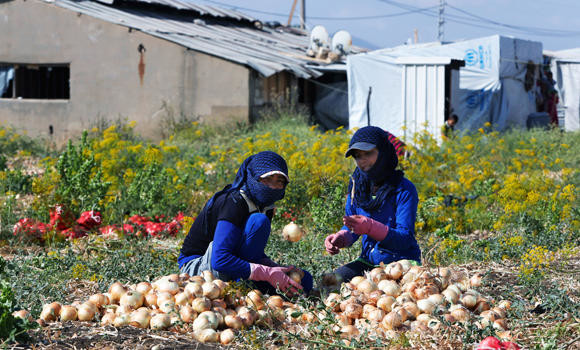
[366, 86, 372, 126]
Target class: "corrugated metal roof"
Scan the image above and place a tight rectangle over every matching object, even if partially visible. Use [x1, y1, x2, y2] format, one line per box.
[46, 0, 356, 78]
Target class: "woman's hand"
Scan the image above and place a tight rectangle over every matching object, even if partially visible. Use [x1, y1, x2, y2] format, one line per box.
[324, 230, 354, 255]
[343, 215, 389, 241]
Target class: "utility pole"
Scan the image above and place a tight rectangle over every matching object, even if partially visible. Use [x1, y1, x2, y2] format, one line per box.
[287, 0, 297, 26]
[300, 0, 306, 30]
[437, 0, 445, 42]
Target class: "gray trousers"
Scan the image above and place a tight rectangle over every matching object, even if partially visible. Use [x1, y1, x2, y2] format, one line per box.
[179, 242, 231, 281]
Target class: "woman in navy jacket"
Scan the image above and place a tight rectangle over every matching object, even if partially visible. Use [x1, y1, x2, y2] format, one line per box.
[325, 126, 421, 283]
[179, 151, 312, 295]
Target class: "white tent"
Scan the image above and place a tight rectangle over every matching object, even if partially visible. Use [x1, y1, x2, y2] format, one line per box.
[347, 35, 543, 139]
[546, 48, 580, 131]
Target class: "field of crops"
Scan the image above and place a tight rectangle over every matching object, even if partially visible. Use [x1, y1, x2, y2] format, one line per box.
[0, 110, 578, 349]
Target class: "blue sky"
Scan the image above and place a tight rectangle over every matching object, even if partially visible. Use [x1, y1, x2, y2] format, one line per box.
[199, 0, 580, 51]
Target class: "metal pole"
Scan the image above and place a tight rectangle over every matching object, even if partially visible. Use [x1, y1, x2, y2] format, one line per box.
[438, 0, 445, 42]
[300, 0, 305, 30]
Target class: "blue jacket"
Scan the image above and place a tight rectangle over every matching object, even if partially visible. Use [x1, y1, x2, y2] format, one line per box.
[343, 177, 421, 265]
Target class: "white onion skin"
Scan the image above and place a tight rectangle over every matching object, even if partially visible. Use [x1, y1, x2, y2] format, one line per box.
[150, 313, 171, 330]
[282, 222, 303, 242]
[220, 328, 235, 345]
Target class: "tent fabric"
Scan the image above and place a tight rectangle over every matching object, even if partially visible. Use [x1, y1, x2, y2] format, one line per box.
[549, 48, 580, 131]
[347, 35, 543, 138]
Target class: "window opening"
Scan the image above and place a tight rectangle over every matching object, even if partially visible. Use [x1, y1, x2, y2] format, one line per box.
[0, 64, 69, 99]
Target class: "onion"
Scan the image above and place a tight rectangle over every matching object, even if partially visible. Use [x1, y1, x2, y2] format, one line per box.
[40, 302, 61, 322]
[381, 311, 402, 330]
[344, 303, 363, 319]
[427, 293, 445, 306]
[245, 290, 265, 310]
[179, 305, 197, 323]
[493, 318, 507, 331]
[402, 302, 420, 320]
[417, 299, 436, 315]
[357, 279, 378, 294]
[202, 282, 221, 300]
[129, 309, 151, 328]
[491, 306, 507, 319]
[144, 292, 158, 308]
[386, 263, 404, 280]
[158, 299, 176, 314]
[474, 299, 490, 314]
[470, 274, 482, 288]
[224, 314, 243, 329]
[442, 289, 459, 304]
[136, 282, 153, 295]
[220, 328, 235, 345]
[361, 304, 377, 319]
[194, 311, 219, 330]
[120, 291, 144, 309]
[150, 313, 171, 330]
[392, 306, 409, 322]
[201, 270, 215, 283]
[498, 300, 512, 310]
[155, 278, 180, 295]
[157, 292, 174, 305]
[267, 295, 284, 309]
[350, 276, 366, 286]
[108, 282, 127, 304]
[378, 280, 401, 297]
[367, 308, 385, 322]
[113, 313, 130, 327]
[88, 293, 109, 308]
[324, 293, 342, 312]
[115, 305, 133, 315]
[450, 306, 470, 322]
[287, 270, 303, 284]
[376, 295, 395, 312]
[395, 292, 414, 305]
[398, 260, 412, 274]
[340, 325, 359, 339]
[416, 313, 432, 324]
[195, 328, 219, 343]
[59, 305, 77, 321]
[12, 310, 33, 322]
[77, 304, 96, 321]
[101, 312, 116, 326]
[192, 297, 212, 313]
[461, 294, 477, 309]
[369, 267, 388, 283]
[367, 290, 384, 306]
[185, 282, 203, 298]
[175, 291, 192, 306]
[282, 222, 303, 242]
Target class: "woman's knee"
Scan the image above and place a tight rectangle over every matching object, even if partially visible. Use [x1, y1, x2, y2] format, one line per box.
[246, 213, 270, 232]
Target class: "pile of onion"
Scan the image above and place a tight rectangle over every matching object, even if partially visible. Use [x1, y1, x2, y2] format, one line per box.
[24, 262, 513, 345]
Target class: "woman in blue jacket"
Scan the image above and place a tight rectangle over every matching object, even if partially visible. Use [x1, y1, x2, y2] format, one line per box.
[324, 126, 421, 283]
[179, 151, 312, 295]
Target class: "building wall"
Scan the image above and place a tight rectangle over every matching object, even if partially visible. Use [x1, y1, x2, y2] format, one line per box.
[0, 0, 250, 142]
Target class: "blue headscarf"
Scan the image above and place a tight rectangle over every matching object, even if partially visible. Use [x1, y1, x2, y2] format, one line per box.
[346, 126, 403, 212]
[209, 151, 288, 210]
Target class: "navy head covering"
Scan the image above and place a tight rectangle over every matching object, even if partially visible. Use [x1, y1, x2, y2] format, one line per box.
[346, 126, 403, 211]
[209, 151, 289, 210]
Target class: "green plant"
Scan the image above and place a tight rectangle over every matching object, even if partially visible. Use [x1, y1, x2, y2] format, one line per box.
[0, 257, 36, 343]
[55, 131, 110, 214]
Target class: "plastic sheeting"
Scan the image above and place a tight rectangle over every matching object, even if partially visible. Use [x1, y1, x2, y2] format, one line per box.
[549, 48, 580, 131]
[347, 35, 543, 137]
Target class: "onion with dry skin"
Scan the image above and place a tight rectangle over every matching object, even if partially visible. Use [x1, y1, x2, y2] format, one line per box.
[220, 328, 235, 345]
[282, 222, 303, 242]
[59, 305, 78, 321]
[150, 313, 171, 330]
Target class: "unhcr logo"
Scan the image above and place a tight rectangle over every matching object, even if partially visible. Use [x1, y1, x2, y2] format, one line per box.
[464, 45, 492, 69]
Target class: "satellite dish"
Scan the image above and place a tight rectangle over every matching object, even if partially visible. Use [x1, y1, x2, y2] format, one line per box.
[331, 30, 352, 56]
[309, 25, 330, 51]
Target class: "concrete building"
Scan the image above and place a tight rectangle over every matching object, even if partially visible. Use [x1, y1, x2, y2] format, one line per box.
[0, 0, 353, 142]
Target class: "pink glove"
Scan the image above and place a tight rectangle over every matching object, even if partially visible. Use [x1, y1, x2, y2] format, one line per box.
[324, 230, 355, 255]
[249, 263, 302, 294]
[343, 215, 389, 241]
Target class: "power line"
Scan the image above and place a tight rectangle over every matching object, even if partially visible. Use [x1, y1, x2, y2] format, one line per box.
[199, 0, 437, 21]
[377, 0, 580, 37]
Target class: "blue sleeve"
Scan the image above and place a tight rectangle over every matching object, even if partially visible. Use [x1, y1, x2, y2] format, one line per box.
[211, 220, 251, 280]
[378, 185, 418, 251]
[341, 194, 359, 245]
